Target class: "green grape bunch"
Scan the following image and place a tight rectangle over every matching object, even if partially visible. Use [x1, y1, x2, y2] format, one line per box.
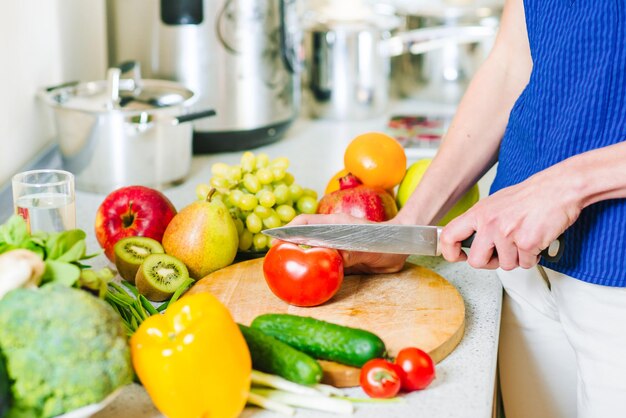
[195, 152, 319, 253]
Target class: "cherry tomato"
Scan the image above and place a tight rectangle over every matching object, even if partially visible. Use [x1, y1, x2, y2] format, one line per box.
[395, 347, 436, 391]
[359, 359, 402, 398]
[262, 241, 343, 307]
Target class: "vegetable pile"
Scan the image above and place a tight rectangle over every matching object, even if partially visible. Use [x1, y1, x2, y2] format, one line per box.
[0, 190, 439, 418]
[0, 285, 133, 418]
[0, 215, 98, 294]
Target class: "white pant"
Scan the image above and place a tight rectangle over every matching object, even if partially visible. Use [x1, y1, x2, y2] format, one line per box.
[497, 266, 626, 418]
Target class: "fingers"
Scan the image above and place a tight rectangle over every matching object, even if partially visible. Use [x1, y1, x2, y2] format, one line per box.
[440, 218, 475, 263]
[517, 249, 540, 269]
[516, 235, 541, 269]
[464, 231, 499, 269]
[289, 213, 371, 226]
[341, 251, 407, 275]
[443, 229, 541, 270]
[490, 238, 518, 271]
[440, 214, 538, 270]
[287, 214, 325, 225]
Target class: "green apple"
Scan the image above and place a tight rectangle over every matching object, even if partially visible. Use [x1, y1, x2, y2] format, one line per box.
[396, 159, 480, 226]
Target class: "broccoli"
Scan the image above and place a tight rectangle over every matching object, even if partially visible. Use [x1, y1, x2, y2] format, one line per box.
[0, 285, 133, 418]
[0, 348, 10, 417]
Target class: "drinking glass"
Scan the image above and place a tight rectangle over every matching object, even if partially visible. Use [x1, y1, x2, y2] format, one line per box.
[12, 169, 76, 233]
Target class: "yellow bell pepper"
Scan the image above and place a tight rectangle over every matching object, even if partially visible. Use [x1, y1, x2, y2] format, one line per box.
[131, 292, 251, 418]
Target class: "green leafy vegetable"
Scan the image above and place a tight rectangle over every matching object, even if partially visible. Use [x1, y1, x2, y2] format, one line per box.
[104, 280, 193, 336]
[42, 260, 81, 286]
[0, 215, 31, 253]
[0, 216, 102, 287]
[77, 268, 115, 298]
[45, 229, 86, 261]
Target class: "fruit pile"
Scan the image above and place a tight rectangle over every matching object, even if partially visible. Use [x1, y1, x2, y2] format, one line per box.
[319, 132, 406, 222]
[196, 152, 318, 253]
[320, 132, 479, 225]
[95, 185, 239, 303]
[95, 186, 192, 302]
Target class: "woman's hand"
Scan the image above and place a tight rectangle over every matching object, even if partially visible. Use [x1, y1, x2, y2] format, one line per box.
[287, 213, 408, 274]
[439, 169, 582, 270]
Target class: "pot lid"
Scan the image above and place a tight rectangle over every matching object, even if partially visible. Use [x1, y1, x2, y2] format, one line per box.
[387, 0, 503, 19]
[42, 67, 195, 113]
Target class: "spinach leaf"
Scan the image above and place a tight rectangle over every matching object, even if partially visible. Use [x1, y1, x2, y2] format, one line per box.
[55, 240, 86, 263]
[0, 216, 31, 252]
[42, 259, 81, 286]
[45, 229, 86, 260]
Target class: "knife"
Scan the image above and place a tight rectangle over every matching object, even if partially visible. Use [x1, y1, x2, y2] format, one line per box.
[263, 224, 564, 263]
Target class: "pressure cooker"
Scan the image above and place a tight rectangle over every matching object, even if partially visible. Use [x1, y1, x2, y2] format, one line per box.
[106, 0, 300, 153]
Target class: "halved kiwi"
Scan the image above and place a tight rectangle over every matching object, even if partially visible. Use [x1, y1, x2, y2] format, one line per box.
[135, 253, 190, 302]
[114, 237, 164, 283]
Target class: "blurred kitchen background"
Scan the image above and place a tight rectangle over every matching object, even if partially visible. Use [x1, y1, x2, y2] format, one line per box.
[0, 0, 502, 189]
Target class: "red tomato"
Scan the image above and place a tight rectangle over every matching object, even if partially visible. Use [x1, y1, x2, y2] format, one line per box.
[395, 347, 436, 391]
[262, 241, 344, 307]
[359, 359, 402, 398]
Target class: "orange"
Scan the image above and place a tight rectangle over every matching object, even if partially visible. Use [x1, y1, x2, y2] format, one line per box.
[324, 168, 350, 195]
[344, 132, 407, 190]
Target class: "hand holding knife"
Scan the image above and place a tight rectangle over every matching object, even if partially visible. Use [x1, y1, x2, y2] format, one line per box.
[263, 224, 564, 263]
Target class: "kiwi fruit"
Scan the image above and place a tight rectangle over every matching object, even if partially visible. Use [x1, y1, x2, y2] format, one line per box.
[114, 237, 164, 283]
[135, 253, 190, 302]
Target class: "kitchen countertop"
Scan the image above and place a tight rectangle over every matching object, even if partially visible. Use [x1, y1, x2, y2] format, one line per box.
[71, 98, 502, 418]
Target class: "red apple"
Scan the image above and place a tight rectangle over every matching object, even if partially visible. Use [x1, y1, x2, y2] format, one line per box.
[95, 185, 177, 262]
[317, 174, 398, 221]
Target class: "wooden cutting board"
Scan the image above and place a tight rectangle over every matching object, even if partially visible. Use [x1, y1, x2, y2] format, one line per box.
[187, 259, 465, 387]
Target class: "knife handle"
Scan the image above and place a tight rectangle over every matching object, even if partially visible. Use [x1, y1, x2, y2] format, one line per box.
[460, 234, 565, 263]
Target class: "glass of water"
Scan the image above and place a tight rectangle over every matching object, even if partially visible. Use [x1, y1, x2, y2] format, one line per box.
[12, 169, 76, 233]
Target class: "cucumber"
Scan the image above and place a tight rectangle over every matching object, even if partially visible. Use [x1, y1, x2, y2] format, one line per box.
[0, 348, 11, 418]
[250, 314, 386, 368]
[238, 324, 323, 385]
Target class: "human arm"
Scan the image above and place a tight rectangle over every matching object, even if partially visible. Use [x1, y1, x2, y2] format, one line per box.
[440, 140, 626, 270]
[289, 0, 532, 273]
[394, 0, 531, 226]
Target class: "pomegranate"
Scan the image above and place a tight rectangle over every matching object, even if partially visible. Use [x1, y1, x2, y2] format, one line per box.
[317, 174, 398, 221]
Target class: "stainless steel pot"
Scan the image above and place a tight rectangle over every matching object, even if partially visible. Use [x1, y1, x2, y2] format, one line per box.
[40, 68, 216, 193]
[302, 11, 495, 120]
[390, 5, 501, 103]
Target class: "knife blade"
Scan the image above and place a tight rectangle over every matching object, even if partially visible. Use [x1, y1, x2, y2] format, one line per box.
[263, 224, 564, 262]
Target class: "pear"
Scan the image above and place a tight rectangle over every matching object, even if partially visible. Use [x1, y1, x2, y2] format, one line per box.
[162, 189, 239, 279]
[396, 159, 479, 226]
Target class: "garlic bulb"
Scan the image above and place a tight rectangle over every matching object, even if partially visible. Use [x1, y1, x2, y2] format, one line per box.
[0, 250, 45, 299]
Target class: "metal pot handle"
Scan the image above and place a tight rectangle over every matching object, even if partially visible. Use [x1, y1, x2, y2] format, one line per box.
[279, 0, 299, 74]
[171, 109, 217, 125]
[43, 80, 80, 92]
[118, 60, 143, 90]
[381, 25, 497, 58]
[106, 68, 122, 108]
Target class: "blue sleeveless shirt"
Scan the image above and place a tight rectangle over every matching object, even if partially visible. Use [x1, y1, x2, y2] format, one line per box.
[490, 0, 626, 287]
